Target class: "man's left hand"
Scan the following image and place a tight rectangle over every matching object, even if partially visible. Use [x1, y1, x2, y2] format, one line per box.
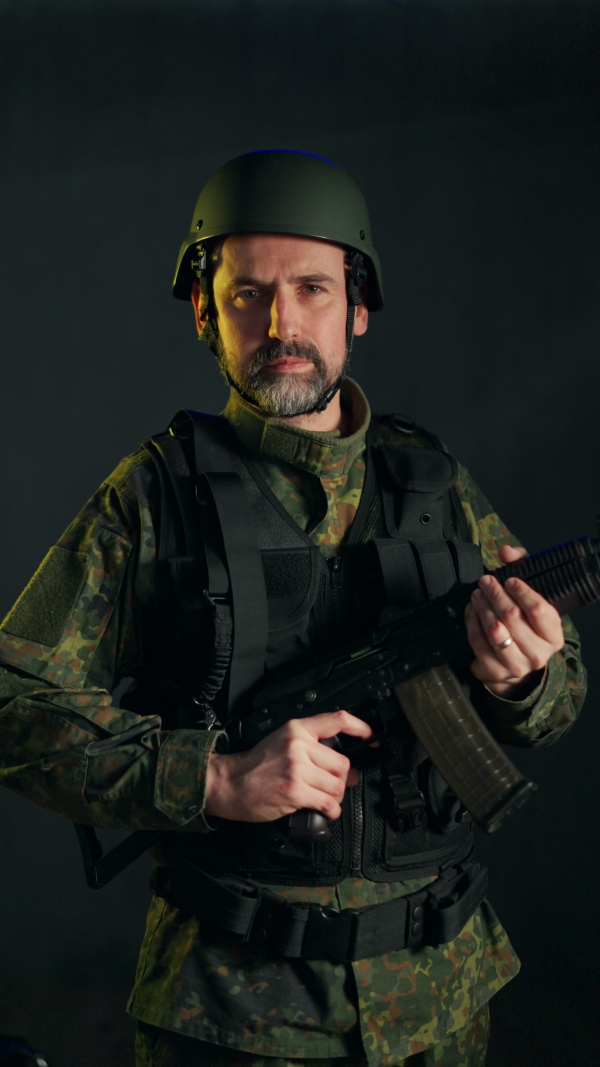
[465, 544, 565, 699]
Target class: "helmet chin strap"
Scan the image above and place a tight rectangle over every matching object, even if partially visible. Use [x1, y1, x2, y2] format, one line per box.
[223, 368, 345, 418]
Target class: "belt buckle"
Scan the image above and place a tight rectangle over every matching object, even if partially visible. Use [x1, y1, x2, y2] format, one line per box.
[302, 904, 360, 962]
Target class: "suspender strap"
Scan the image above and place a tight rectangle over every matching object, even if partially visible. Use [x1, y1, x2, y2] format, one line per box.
[152, 858, 488, 960]
[200, 471, 269, 712]
[146, 416, 270, 715]
[147, 431, 202, 558]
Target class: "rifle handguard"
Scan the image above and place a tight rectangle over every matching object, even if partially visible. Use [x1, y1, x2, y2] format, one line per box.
[493, 534, 600, 614]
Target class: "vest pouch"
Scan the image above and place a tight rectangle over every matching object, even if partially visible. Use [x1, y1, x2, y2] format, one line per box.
[361, 752, 474, 880]
[425, 761, 472, 833]
[261, 546, 321, 633]
[371, 537, 470, 609]
[379, 445, 458, 540]
[418, 541, 462, 599]
[380, 445, 458, 494]
[261, 545, 323, 672]
[372, 539, 425, 607]
[447, 540, 485, 584]
[173, 794, 353, 886]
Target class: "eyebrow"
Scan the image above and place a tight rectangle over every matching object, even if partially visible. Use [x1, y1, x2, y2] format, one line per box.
[227, 273, 340, 289]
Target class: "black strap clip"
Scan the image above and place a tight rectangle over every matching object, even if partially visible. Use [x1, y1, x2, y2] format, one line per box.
[298, 904, 360, 962]
[427, 863, 489, 948]
[388, 771, 428, 831]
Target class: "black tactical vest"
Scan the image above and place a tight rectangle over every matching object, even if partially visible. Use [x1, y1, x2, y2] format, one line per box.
[134, 410, 484, 886]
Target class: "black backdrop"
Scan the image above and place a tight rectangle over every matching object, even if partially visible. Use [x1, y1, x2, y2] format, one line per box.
[1, 2, 599, 1065]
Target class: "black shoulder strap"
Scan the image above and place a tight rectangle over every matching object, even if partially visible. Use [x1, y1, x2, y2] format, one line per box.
[74, 412, 270, 892]
[201, 470, 269, 711]
[163, 410, 270, 715]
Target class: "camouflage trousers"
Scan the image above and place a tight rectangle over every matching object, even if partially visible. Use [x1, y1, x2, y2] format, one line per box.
[135, 1004, 489, 1067]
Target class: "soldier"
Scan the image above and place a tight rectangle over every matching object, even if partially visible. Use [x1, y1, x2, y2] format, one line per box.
[0, 151, 585, 1066]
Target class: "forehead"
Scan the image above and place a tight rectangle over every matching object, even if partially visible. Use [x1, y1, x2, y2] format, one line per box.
[214, 232, 346, 279]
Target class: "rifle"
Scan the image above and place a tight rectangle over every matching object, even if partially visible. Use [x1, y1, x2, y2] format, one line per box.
[228, 531, 600, 839]
[75, 530, 599, 886]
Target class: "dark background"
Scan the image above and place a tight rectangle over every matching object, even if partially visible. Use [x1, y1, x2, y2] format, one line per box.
[1, 1, 599, 1064]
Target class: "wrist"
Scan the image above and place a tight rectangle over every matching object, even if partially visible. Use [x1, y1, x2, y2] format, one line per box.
[204, 750, 243, 820]
[485, 667, 546, 702]
[204, 751, 226, 818]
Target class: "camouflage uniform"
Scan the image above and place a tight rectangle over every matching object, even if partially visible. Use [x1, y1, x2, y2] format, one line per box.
[0, 380, 586, 1064]
[134, 1003, 490, 1065]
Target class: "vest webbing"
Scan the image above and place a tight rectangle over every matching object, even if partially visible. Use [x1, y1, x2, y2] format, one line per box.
[137, 410, 482, 887]
[73, 409, 489, 955]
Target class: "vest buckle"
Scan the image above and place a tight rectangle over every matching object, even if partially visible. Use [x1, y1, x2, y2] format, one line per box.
[301, 904, 360, 962]
[388, 771, 428, 832]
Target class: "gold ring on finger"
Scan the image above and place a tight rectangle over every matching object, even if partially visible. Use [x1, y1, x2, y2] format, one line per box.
[493, 637, 513, 651]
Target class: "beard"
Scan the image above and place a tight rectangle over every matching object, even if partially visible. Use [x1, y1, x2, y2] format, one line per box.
[216, 338, 348, 418]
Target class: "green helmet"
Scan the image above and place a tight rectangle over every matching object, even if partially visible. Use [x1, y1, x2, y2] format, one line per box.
[172, 150, 383, 311]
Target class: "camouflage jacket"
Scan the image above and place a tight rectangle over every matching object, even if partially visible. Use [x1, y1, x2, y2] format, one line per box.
[0, 380, 586, 1063]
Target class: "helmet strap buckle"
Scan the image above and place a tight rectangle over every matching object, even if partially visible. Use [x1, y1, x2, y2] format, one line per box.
[346, 250, 367, 307]
[190, 242, 208, 277]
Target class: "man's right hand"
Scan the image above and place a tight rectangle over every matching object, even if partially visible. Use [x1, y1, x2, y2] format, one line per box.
[204, 710, 373, 824]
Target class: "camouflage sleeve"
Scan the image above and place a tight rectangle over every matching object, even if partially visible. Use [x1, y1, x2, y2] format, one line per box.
[0, 451, 227, 831]
[455, 463, 587, 747]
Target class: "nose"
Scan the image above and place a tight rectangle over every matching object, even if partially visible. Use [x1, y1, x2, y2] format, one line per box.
[268, 291, 301, 341]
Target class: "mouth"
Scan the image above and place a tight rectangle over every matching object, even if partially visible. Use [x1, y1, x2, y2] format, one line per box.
[262, 357, 314, 372]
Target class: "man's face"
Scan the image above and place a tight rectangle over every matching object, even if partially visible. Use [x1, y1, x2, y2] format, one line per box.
[194, 233, 367, 417]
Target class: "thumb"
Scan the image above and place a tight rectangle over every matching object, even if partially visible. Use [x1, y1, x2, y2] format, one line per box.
[497, 543, 528, 565]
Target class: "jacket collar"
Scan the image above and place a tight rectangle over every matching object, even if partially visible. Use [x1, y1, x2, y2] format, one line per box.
[222, 378, 371, 477]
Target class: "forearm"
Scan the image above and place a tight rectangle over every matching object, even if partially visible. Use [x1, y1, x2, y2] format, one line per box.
[0, 667, 227, 831]
[0, 457, 225, 833]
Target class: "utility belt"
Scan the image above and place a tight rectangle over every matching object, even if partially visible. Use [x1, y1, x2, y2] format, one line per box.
[151, 856, 488, 961]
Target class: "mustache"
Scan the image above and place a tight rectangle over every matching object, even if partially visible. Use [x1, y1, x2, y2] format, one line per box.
[248, 340, 324, 373]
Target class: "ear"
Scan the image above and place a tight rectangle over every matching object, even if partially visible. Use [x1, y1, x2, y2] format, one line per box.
[191, 279, 210, 339]
[352, 289, 369, 337]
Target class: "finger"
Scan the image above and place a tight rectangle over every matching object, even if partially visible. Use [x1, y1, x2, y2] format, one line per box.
[293, 784, 344, 821]
[301, 710, 373, 742]
[469, 579, 559, 680]
[470, 587, 514, 650]
[496, 543, 528, 566]
[470, 586, 538, 677]
[502, 577, 564, 647]
[300, 760, 348, 802]
[318, 762, 361, 801]
[346, 767, 361, 787]
[293, 756, 358, 816]
[480, 574, 563, 653]
[308, 739, 355, 781]
[465, 602, 526, 683]
[281, 733, 355, 795]
[477, 574, 527, 639]
[476, 575, 549, 665]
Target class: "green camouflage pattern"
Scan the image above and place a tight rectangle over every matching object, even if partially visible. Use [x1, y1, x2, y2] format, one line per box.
[0, 461, 227, 832]
[260, 443, 367, 556]
[222, 381, 370, 555]
[135, 1002, 488, 1064]
[0, 378, 586, 1063]
[128, 876, 508, 1062]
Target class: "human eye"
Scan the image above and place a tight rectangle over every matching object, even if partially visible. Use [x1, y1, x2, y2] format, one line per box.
[232, 287, 262, 304]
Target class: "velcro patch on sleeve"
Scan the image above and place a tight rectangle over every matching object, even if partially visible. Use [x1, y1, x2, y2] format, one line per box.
[1, 546, 88, 647]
